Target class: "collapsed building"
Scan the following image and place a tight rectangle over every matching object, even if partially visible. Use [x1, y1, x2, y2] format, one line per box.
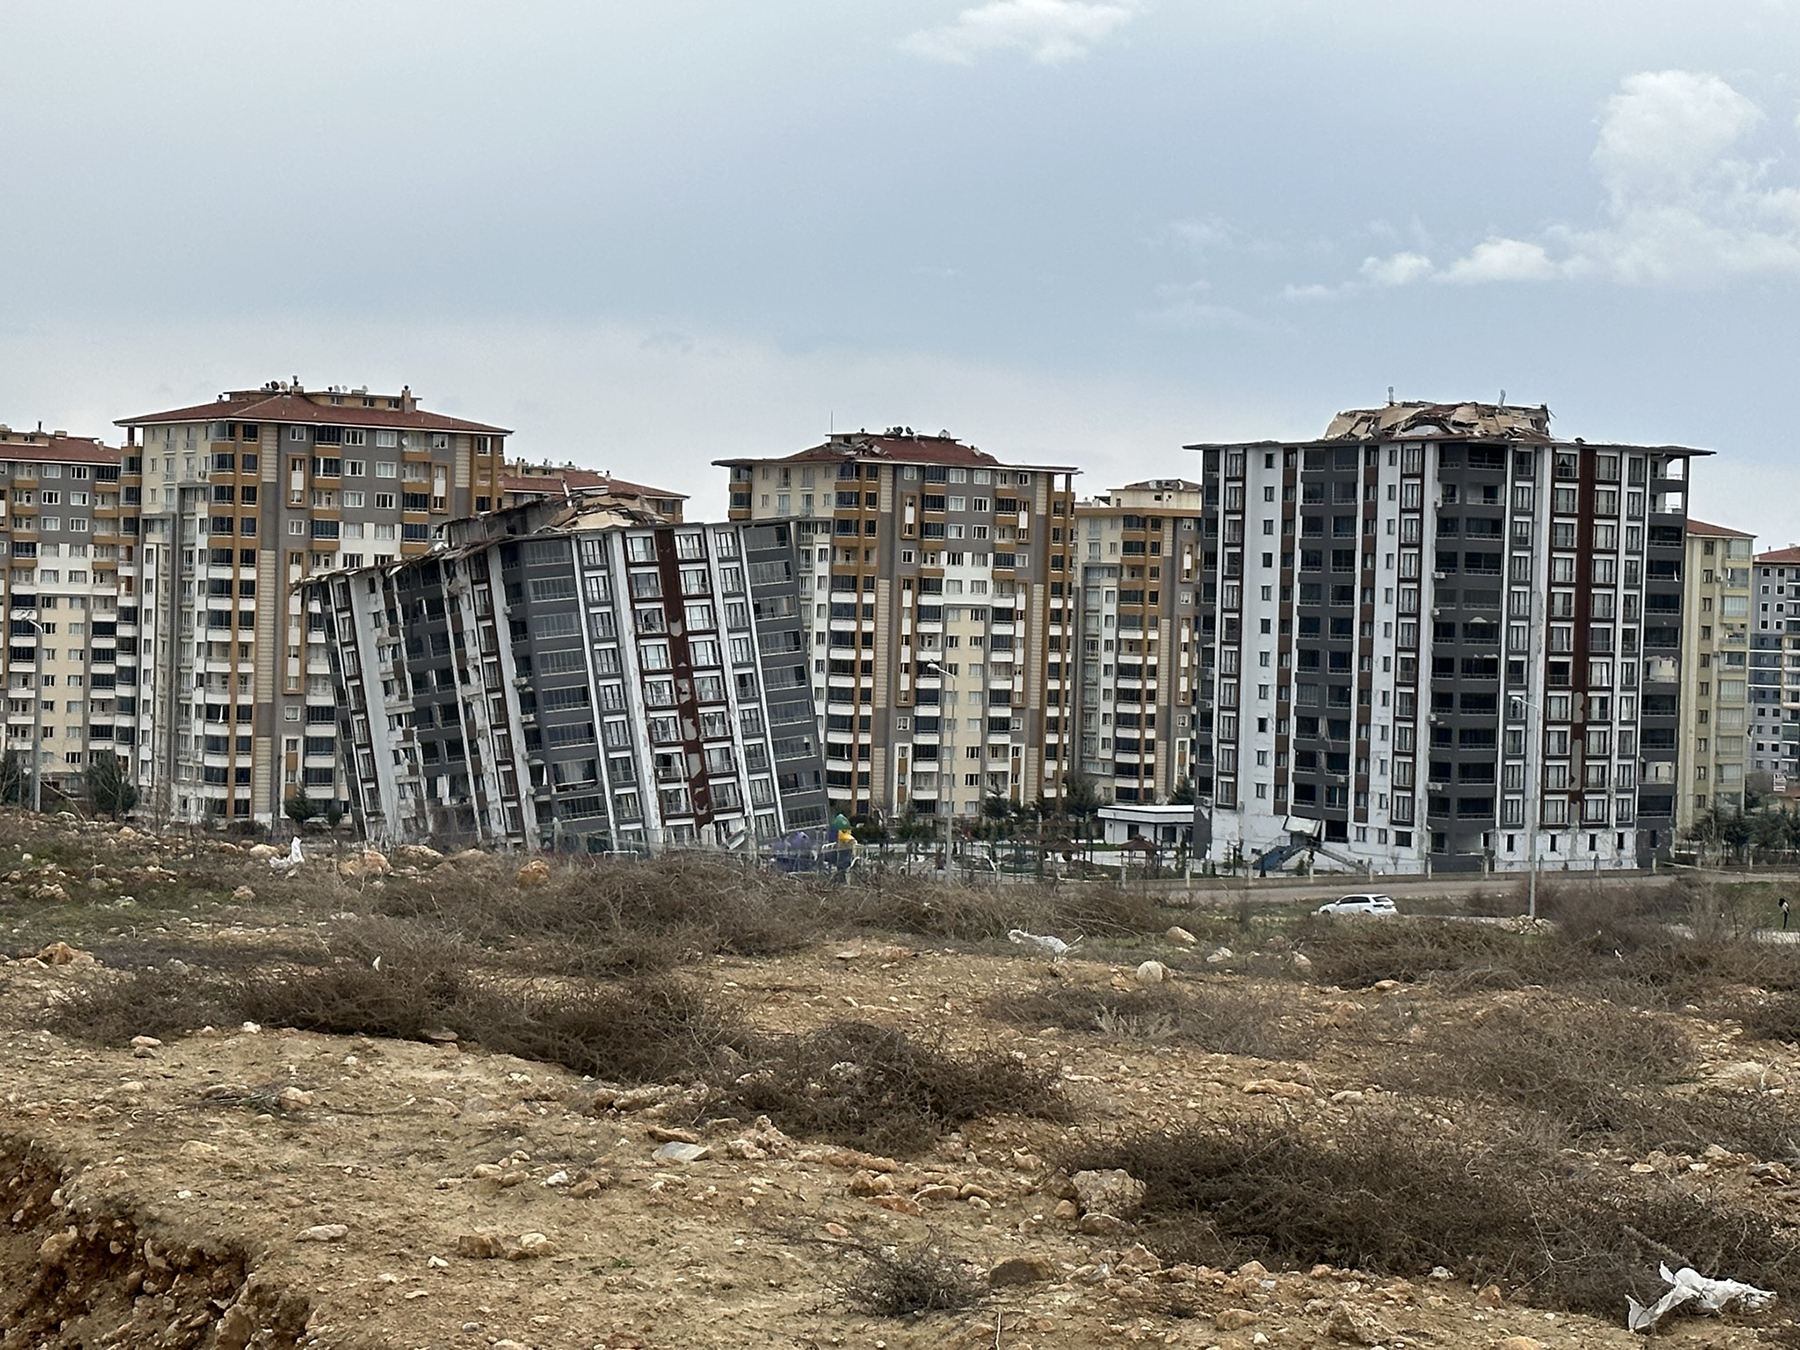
[310, 495, 829, 851]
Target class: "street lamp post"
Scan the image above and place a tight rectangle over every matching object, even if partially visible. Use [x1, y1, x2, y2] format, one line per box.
[927, 660, 956, 872]
[1510, 694, 1541, 920]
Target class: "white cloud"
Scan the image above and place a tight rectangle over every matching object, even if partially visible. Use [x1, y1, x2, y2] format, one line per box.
[1304, 70, 1800, 292]
[1359, 251, 1434, 287]
[901, 0, 1139, 66]
[1438, 238, 1566, 284]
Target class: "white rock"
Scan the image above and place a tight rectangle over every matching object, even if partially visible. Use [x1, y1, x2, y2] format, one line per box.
[1134, 960, 1168, 985]
[297, 1224, 348, 1243]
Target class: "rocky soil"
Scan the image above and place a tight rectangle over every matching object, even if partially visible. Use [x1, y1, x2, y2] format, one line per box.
[0, 813, 1796, 1349]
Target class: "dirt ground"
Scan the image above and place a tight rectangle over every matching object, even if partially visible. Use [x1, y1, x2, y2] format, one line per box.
[1, 814, 1797, 1350]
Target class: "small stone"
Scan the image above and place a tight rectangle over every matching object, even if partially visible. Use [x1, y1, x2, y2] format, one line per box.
[1292, 952, 1315, 974]
[455, 1234, 500, 1259]
[508, 1231, 556, 1259]
[275, 1086, 313, 1111]
[989, 1256, 1058, 1287]
[914, 1184, 960, 1203]
[541, 1170, 571, 1187]
[427, 1255, 449, 1269]
[1243, 1078, 1315, 1099]
[515, 858, 552, 888]
[1323, 1300, 1391, 1345]
[130, 1035, 162, 1049]
[1495, 1338, 1543, 1350]
[296, 1224, 348, 1243]
[231, 885, 257, 903]
[1052, 1199, 1079, 1220]
[37, 1227, 79, 1266]
[1476, 1283, 1505, 1308]
[1371, 978, 1400, 992]
[1117, 1243, 1162, 1274]
[1071, 1168, 1146, 1216]
[651, 1141, 710, 1164]
[1135, 959, 1168, 984]
[1076, 1212, 1131, 1237]
[646, 1126, 700, 1144]
[1205, 945, 1234, 965]
[1215, 1309, 1259, 1331]
[848, 1170, 896, 1197]
[871, 1194, 922, 1216]
[1236, 1260, 1269, 1278]
[1165, 926, 1197, 945]
[471, 1164, 504, 1180]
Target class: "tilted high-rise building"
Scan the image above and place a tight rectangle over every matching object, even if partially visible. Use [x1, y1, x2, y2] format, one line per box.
[1071, 479, 1203, 804]
[1188, 402, 1703, 874]
[311, 497, 828, 850]
[1678, 519, 1754, 827]
[116, 381, 508, 825]
[717, 430, 1080, 823]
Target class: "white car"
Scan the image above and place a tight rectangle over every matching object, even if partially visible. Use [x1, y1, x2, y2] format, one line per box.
[1316, 893, 1399, 917]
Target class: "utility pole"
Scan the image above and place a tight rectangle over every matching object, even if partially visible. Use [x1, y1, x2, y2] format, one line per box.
[928, 660, 956, 874]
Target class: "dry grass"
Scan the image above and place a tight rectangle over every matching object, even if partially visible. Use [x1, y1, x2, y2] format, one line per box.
[986, 981, 1306, 1059]
[1062, 1109, 1800, 1318]
[708, 1020, 1071, 1157]
[842, 1235, 984, 1317]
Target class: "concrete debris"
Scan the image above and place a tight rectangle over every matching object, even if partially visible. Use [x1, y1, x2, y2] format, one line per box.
[1323, 401, 1552, 443]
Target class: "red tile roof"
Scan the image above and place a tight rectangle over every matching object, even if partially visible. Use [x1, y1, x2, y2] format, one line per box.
[117, 391, 508, 435]
[1686, 518, 1754, 539]
[0, 434, 122, 466]
[1756, 547, 1800, 565]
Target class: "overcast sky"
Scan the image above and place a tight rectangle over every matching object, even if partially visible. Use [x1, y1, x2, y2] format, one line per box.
[4, 1, 1799, 540]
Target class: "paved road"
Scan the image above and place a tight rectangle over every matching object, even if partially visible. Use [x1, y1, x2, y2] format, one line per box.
[1165, 866, 1800, 908]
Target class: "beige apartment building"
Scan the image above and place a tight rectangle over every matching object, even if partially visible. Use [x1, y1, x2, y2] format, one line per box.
[0, 425, 134, 802]
[1072, 479, 1202, 803]
[116, 381, 508, 825]
[718, 429, 1079, 822]
[1678, 519, 1754, 829]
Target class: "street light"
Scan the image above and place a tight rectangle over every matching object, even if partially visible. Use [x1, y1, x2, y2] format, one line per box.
[1509, 694, 1541, 920]
[926, 659, 956, 871]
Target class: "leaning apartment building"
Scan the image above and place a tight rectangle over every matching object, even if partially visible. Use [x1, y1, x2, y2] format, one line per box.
[311, 497, 830, 851]
[1188, 402, 1702, 874]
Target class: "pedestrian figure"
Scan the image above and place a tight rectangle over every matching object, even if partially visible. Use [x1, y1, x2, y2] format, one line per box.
[1781, 897, 1791, 931]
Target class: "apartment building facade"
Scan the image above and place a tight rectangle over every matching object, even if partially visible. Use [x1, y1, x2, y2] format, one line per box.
[312, 498, 828, 851]
[1071, 479, 1202, 804]
[1749, 545, 1800, 787]
[117, 381, 508, 826]
[0, 426, 136, 801]
[718, 430, 1079, 822]
[1188, 402, 1701, 874]
[1678, 520, 1754, 828]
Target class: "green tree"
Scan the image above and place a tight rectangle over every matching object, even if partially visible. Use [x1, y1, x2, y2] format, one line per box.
[284, 788, 319, 825]
[1168, 776, 1196, 806]
[84, 754, 137, 819]
[0, 751, 25, 807]
[1060, 771, 1100, 821]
